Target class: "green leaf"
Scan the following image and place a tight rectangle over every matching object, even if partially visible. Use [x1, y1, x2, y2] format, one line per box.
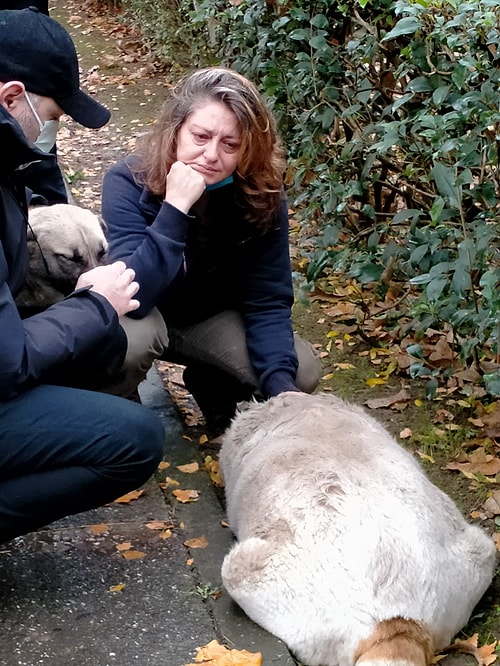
[426, 276, 448, 301]
[431, 163, 460, 208]
[484, 371, 500, 396]
[382, 17, 421, 41]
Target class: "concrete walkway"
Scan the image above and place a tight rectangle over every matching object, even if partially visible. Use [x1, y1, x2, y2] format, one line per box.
[0, 368, 294, 666]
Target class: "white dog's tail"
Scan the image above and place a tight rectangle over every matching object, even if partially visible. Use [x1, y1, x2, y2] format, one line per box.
[354, 617, 434, 666]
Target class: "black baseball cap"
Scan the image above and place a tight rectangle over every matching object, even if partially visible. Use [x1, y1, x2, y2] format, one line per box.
[0, 7, 110, 128]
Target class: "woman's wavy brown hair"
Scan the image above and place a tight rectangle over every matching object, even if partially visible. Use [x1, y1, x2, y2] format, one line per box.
[132, 67, 286, 230]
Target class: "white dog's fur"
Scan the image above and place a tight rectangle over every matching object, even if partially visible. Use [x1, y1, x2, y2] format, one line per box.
[16, 203, 108, 311]
[220, 392, 496, 666]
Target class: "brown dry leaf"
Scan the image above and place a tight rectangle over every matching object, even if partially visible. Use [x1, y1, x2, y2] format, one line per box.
[173, 489, 200, 503]
[177, 462, 200, 474]
[204, 457, 224, 487]
[199, 434, 209, 445]
[492, 534, 500, 552]
[184, 639, 262, 665]
[186, 557, 194, 566]
[184, 535, 208, 549]
[113, 489, 145, 504]
[89, 523, 108, 535]
[438, 633, 498, 666]
[145, 520, 172, 531]
[399, 428, 413, 439]
[166, 476, 181, 486]
[122, 549, 146, 561]
[158, 460, 171, 470]
[446, 454, 500, 478]
[364, 389, 411, 410]
[483, 489, 500, 515]
[116, 542, 132, 552]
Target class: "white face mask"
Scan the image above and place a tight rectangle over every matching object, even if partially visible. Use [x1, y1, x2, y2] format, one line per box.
[24, 92, 59, 152]
[34, 119, 59, 153]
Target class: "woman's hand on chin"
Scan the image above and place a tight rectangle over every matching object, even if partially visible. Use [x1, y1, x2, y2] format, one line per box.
[164, 161, 206, 214]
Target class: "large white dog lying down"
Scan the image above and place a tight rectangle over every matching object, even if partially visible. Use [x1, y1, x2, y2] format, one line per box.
[16, 203, 108, 313]
[220, 392, 496, 666]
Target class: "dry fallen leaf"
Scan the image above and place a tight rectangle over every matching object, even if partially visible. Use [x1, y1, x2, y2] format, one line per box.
[113, 489, 145, 504]
[365, 389, 411, 410]
[116, 542, 132, 552]
[204, 457, 223, 487]
[184, 639, 262, 665]
[159, 529, 172, 539]
[89, 523, 108, 535]
[158, 460, 171, 470]
[165, 476, 181, 486]
[438, 633, 498, 666]
[109, 583, 126, 593]
[173, 489, 200, 503]
[122, 549, 146, 560]
[145, 520, 172, 531]
[184, 535, 208, 549]
[177, 462, 200, 474]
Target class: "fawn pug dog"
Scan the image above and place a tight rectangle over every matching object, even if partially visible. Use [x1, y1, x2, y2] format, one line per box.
[16, 204, 108, 313]
[220, 392, 496, 666]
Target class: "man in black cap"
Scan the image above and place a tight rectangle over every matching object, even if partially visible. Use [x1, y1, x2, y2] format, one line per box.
[0, 7, 164, 544]
[1, 0, 66, 203]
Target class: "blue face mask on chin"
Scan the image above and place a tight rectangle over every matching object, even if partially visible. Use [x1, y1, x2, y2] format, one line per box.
[205, 175, 234, 191]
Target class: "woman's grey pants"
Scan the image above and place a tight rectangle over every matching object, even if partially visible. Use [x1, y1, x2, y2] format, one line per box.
[114, 308, 321, 400]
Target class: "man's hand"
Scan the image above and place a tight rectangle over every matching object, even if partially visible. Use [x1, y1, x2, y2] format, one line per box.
[76, 261, 140, 317]
[164, 161, 206, 214]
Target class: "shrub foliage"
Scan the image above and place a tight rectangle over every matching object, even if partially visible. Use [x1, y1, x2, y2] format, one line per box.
[122, 0, 500, 396]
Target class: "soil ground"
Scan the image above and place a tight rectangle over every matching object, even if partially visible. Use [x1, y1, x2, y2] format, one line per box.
[49, 0, 500, 660]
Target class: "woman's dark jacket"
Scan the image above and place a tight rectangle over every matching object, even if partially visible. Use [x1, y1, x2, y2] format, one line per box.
[102, 157, 299, 398]
[0, 105, 126, 400]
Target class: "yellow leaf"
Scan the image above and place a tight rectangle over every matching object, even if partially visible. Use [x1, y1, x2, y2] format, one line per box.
[415, 399, 424, 407]
[109, 583, 125, 593]
[321, 373, 334, 381]
[177, 462, 200, 474]
[366, 377, 387, 387]
[199, 434, 208, 444]
[415, 450, 435, 464]
[333, 362, 356, 370]
[113, 489, 145, 504]
[173, 489, 200, 503]
[184, 535, 208, 549]
[159, 529, 172, 540]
